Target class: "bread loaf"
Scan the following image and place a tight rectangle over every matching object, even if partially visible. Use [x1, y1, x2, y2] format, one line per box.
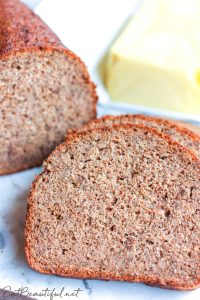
[25, 124, 200, 290]
[0, 0, 97, 174]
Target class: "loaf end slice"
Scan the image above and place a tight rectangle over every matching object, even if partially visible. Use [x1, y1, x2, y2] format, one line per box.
[0, 0, 97, 174]
[25, 125, 200, 290]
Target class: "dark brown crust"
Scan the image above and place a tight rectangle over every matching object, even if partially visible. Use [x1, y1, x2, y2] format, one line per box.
[0, 0, 98, 175]
[25, 124, 200, 290]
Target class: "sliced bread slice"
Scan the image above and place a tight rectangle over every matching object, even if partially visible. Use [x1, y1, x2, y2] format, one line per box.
[25, 124, 200, 290]
[78, 115, 200, 159]
[0, 0, 97, 175]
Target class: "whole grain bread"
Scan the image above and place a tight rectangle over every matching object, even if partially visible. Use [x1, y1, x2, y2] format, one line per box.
[25, 124, 200, 290]
[0, 0, 97, 175]
[79, 114, 200, 158]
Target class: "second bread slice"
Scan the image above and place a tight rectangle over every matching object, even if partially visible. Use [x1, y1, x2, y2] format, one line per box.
[79, 114, 200, 158]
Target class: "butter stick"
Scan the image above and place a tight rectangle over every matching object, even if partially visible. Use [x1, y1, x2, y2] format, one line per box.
[105, 0, 200, 114]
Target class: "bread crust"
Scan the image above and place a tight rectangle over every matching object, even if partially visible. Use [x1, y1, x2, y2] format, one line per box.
[25, 124, 200, 290]
[80, 114, 200, 143]
[23, 265, 200, 291]
[0, 0, 97, 175]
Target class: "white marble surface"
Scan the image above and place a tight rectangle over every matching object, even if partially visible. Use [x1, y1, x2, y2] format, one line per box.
[0, 1, 200, 299]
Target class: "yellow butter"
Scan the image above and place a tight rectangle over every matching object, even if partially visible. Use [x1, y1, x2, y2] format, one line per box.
[105, 0, 200, 114]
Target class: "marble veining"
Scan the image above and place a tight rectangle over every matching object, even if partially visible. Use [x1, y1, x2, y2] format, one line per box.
[82, 280, 93, 296]
[0, 232, 5, 250]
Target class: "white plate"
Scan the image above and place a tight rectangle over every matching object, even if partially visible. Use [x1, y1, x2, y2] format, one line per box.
[21, 0, 41, 9]
[36, 0, 200, 124]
